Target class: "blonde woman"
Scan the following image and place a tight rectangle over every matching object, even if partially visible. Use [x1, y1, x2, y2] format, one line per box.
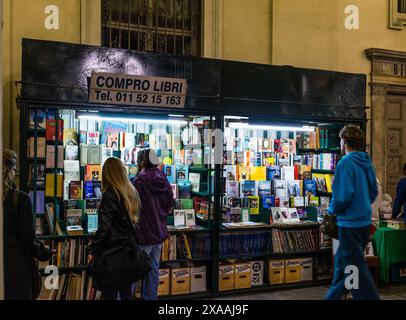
[3, 149, 51, 300]
[91, 157, 141, 300]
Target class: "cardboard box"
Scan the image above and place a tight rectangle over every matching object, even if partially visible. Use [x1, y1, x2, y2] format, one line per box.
[250, 261, 264, 286]
[171, 268, 190, 295]
[234, 262, 251, 289]
[269, 260, 285, 285]
[300, 258, 314, 282]
[285, 259, 301, 283]
[190, 266, 207, 293]
[219, 263, 235, 291]
[158, 269, 170, 296]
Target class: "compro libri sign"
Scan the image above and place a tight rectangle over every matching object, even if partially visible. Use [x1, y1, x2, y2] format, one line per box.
[89, 73, 188, 108]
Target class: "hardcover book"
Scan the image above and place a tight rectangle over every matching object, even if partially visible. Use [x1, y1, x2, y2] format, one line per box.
[224, 165, 237, 181]
[63, 128, 78, 146]
[69, 181, 83, 200]
[85, 164, 102, 182]
[28, 137, 46, 158]
[29, 110, 47, 129]
[46, 119, 64, 142]
[64, 160, 80, 182]
[189, 173, 201, 193]
[271, 207, 283, 224]
[79, 130, 87, 144]
[84, 181, 102, 199]
[274, 180, 287, 198]
[250, 166, 266, 181]
[163, 165, 176, 184]
[288, 208, 301, 223]
[248, 196, 260, 215]
[287, 180, 302, 197]
[267, 166, 281, 180]
[240, 180, 257, 197]
[45, 173, 63, 198]
[226, 181, 239, 198]
[174, 210, 185, 227]
[29, 164, 46, 186]
[87, 132, 100, 145]
[262, 195, 275, 209]
[46, 145, 64, 168]
[176, 165, 189, 182]
[258, 181, 272, 197]
[65, 145, 79, 160]
[304, 180, 317, 197]
[237, 166, 250, 181]
[178, 181, 191, 199]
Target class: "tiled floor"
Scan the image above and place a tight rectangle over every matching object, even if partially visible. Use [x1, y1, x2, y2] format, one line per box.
[214, 284, 406, 300]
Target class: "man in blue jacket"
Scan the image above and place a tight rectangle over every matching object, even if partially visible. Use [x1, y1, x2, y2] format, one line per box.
[392, 163, 406, 221]
[325, 125, 380, 300]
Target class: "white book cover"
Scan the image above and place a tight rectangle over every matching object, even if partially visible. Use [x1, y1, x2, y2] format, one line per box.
[87, 132, 100, 145]
[280, 207, 292, 223]
[288, 208, 301, 223]
[174, 210, 185, 227]
[293, 196, 305, 207]
[189, 173, 201, 193]
[65, 145, 79, 160]
[184, 209, 196, 227]
[64, 160, 80, 182]
[102, 147, 113, 165]
[224, 165, 237, 181]
[282, 166, 295, 181]
[226, 181, 239, 198]
[241, 208, 249, 222]
[274, 180, 287, 198]
[279, 197, 290, 208]
[63, 180, 70, 201]
[271, 207, 283, 223]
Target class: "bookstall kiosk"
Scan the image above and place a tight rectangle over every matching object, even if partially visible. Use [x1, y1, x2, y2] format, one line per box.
[17, 38, 367, 299]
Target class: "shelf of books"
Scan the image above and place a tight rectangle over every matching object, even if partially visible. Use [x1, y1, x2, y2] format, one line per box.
[23, 107, 341, 299]
[23, 107, 219, 300]
[212, 118, 336, 294]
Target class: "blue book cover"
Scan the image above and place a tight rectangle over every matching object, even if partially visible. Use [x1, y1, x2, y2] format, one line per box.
[87, 214, 98, 233]
[163, 165, 176, 184]
[178, 181, 191, 199]
[262, 195, 275, 209]
[176, 165, 189, 183]
[240, 180, 257, 197]
[100, 121, 128, 145]
[84, 181, 102, 199]
[267, 166, 281, 180]
[304, 180, 317, 197]
[258, 181, 272, 196]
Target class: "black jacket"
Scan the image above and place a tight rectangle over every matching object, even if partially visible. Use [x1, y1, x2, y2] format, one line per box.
[91, 188, 135, 255]
[4, 189, 51, 300]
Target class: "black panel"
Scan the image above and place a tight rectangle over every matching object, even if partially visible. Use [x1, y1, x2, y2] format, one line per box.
[20, 38, 366, 121]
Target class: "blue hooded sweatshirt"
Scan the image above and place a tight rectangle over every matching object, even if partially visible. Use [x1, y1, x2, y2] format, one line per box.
[328, 152, 378, 228]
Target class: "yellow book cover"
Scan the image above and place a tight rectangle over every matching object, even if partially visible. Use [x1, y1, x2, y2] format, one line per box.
[248, 196, 260, 215]
[250, 166, 266, 181]
[237, 166, 250, 181]
[325, 174, 334, 193]
[45, 173, 63, 197]
[183, 234, 192, 259]
[63, 128, 78, 146]
[161, 239, 169, 261]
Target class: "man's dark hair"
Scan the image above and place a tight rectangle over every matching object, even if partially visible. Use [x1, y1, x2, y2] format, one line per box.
[339, 125, 365, 151]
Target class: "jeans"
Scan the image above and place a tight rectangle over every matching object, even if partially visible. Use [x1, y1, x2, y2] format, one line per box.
[139, 243, 163, 300]
[325, 225, 380, 300]
[101, 287, 132, 300]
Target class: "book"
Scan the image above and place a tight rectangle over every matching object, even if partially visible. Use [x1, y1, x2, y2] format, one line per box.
[163, 165, 176, 184]
[29, 110, 47, 129]
[287, 180, 302, 197]
[35, 217, 44, 235]
[176, 165, 189, 182]
[189, 172, 201, 193]
[184, 209, 196, 227]
[29, 164, 46, 186]
[65, 145, 79, 160]
[106, 133, 119, 150]
[258, 181, 272, 197]
[248, 196, 260, 215]
[279, 197, 290, 208]
[101, 147, 113, 165]
[271, 207, 283, 223]
[226, 181, 239, 198]
[100, 121, 128, 145]
[237, 166, 250, 181]
[241, 208, 249, 222]
[85, 164, 102, 182]
[224, 165, 237, 181]
[309, 196, 320, 206]
[280, 207, 292, 223]
[28, 137, 46, 158]
[262, 195, 275, 209]
[171, 184, 178, 199]
[292, 196, 305, 207]
[69, 181, 83, 200]
[66, 226, 84, 236]
[174, 210, 185, 227]
[86, 213, 98, 234]
[178, 181, 191, 199]
[304, 180, 317, 197]
[250, 166, 266, 181]
[46, 119, 64, 142]
[267, 166, 281, 180]
[79, 131, 87, 144]
[46, 145, 64, 168]
[45, 173, 63, 198]
[45, 203, 56, 234]
[288, 208, 301, 223]
[64, 160, 80, 182]
[84, 181, 102, 199]
[274, 180, 287, 198]
[240, 180, 257, 197]
[180, 199, 194, 209]
[261, 138, 272, 151]
[29, 191, 45, 214]
[282, 166, 295, 181]
[87, 132, 100, 145]
[63, 128, 78, 146]
[262, 152, 277, 167]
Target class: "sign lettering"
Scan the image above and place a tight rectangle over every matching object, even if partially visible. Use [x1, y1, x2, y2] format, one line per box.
[89, 73, 188, 108]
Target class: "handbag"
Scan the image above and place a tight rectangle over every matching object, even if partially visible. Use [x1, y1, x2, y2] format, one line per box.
[321, 213, 338, 240]
[92, 207, 152, 290]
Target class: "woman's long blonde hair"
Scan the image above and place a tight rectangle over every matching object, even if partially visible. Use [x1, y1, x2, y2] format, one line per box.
[102, 157, 141, 224]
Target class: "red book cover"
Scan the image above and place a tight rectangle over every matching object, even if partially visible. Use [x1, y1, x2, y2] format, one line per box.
[294, 165, 300, 180]
[46, 119, 64, 142]
[274, 197, 280, 207]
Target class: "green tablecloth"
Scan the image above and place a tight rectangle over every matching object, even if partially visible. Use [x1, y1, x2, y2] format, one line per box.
[373, 227, 406, 283]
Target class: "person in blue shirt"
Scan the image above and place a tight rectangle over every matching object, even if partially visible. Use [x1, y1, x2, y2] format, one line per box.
[392, 163, 406, 221]
[325, 125, 380, 300]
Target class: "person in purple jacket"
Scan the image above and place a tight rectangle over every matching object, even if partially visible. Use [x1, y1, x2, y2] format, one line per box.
[131, 148, 173, 300]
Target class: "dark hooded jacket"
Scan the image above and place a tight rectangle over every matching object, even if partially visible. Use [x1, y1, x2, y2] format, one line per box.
[131, 168, 173, 245]
[327, 152, 378, 228]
